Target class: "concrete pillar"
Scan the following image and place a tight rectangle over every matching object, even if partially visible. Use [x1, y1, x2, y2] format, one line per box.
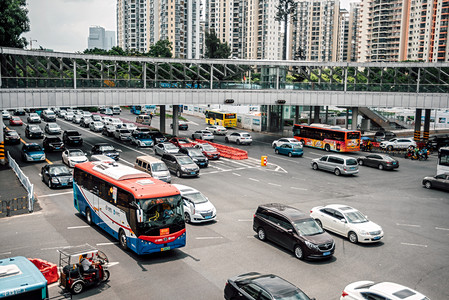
[0, 116, 5, 165]
[313, 106, 320, 123]
[414, 108, 422, 141]
[423, 109, 431, 141]
[172, 105, 179, 136]
[159, 105, 166, 134]
[308, 106, 312, 124]
[351, 107, 358, 130]
[294, 105, 300, 125]
[279, 106, 284, 134]
[325, 106, 329, 125]
[345, 108, 349, 129]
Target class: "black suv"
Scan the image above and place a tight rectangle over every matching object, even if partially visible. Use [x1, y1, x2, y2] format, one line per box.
[253, 203, 335, 260]
[178, 147, 208, 168]
[91, 143, 120, 161]
[43, 136, 65, 152]
[25, 124, 44, 139]
[63, 130, 83, 146]
[161, 153, 199, 178]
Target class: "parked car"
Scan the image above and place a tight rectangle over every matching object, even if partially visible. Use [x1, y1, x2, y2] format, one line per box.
[154, 142, 180, 156]
[41, 164, 73, 189]
[374, 130, 396, 141]
[25, 124, 44, 139]
[173, 184, 216, 223]
[89, 121, 104, 132]
[9, 116, 23, 126]
[130, 132, 154, 147]
[422, 173, 449, 191]
[224, 272, 313, 300]
[272, 137, 302, 148]
[379, 138, 416, 151]
[21, 143, 46, 162]
[27, 112, 42, 123]
[191, 130, 214, 141]
[121, 123, 137, 132]
[310, 204, 383, 243]
[170, 121, 188, 130]
[80, 116, 92, 128]
[169, 137, 197, 148]
[2, 110, 11, 120]
[62, 149, 89, 167]
[194, 143, 220, 160]
[311, 154, 359, 176]
[161, 153, 200, 178]
[179, 147, 209, 168]
[275, 143, 304, 157]
[357, 154, 399, 170]
[114, 128, 132, 141]
[64, 112, 75, 121]
[134, 156, 171, 183]
[225, 132, 252, 145]
[44, 123, 62, 135]
[91, 143, 120, 161]
[340, 281, 429, 300]
[205, 125, 227, 135]
[253, 203, 335, 260]
[43, 136, 65, 152]
[62, 130, 83, 146]
[102, 124, 116, 137]
[4, 129, 21, 144]
[41, 109, 57, 122]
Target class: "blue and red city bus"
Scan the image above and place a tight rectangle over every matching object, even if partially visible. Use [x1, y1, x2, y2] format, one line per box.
[73, 161, 185, 255]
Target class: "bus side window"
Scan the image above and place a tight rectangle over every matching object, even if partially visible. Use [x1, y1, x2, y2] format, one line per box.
[91, 176, 100, 195]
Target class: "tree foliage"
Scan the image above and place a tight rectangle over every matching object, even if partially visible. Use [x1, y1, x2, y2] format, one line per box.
[204, 30, 231, 59]
[0, 0, 30, 48]
[148, 39, 172, 58]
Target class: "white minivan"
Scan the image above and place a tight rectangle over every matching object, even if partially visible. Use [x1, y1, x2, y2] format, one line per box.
[134, 155, 171, 183]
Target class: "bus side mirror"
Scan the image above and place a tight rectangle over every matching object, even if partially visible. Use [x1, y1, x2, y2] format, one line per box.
[137, 209, 143, 223]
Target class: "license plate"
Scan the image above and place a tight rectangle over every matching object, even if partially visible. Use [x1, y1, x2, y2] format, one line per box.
[350, 167, 355, 170]
[62, 183, 67, 186]
[55, 147, 60, 149]
[161, 246, 170, 251]
[373, 236, 381, 240]
[393, 162, 397, 165]
[190, 172, 196, 175]
[204, 216, 212, 219]
[323, 251, 331, 256]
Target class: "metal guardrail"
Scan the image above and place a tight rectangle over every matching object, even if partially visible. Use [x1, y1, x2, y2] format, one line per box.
[7, 151, 34, 213]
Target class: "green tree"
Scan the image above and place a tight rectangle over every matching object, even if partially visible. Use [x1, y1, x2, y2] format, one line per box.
[148, 39, 172, 58]
[0, 0, 30, 48]
[204, 30, 231, 59]
[275, 0, 297, 60]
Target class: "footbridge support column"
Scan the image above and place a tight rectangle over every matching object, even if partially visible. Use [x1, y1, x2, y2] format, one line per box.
[423, 109, 431, 141]
[414, 109, 422, 141]
[160, 105, 166, 134]
[351, 107, 358, 130]
[172, 105, 179, 136]
[313, 106, 320, 123]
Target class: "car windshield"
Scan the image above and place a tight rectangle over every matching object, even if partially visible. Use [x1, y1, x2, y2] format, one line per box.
[93, 122, 102, 126]
[165, 143, 178, 150]
[188, 149, 203, 156]
[274, 289, 311, 300]
[29, 126, 40, 131]
[344, 210, 368, 223]
[178, 157, 194, 165]
[92, 115, 101, 121]
[30, 113, 38, 117]
[292, 145, 303, 149]
[47, 138, 61, 142]
[202, 144, 216, 151]
[293, 219, 324, 236]
[152, 162, 168, 172]
[136, 133, 150, 139]
[6, 131, 18, 136]
[138, 195, 183, 228]
[69, 150, 84, 157]
[48, 123, 58, 128]
[384, 155, 394, 161]
[184, 192, 208, 204]
[66, 131, 79, 136]
[242, 133, 251, 138]
[49, 166, 71, 176]
[12, 117, 20, 121]
[99, 145, 115, 151]
[178, 139, 189, 144]
[346, 159, 358, 166]
[26, 145, 42, 152]
[119, 129, 130, 133]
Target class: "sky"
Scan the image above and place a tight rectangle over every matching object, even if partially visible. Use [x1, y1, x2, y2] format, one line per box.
[22, 0, 353, 53]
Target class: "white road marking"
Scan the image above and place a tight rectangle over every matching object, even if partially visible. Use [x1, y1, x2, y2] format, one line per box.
[38, 173, 42, 177]
[96, 242, 118, 246]
[268, 183, 281, 187]
[0, 252, 12, 256]
[39, 191, 73, 198]
[238, 219, 252, 222]
[273, 166, 288, 173]
[396, 223, 421, 228]
[249, 178, 259, 182]
[232, 173, 241, 176]
[401, 242, 427, 247]
[40, 245, 73, 250]
[107, 262, 120, 267]
[435, 227, 449, 231]
[67, 225, 91, 229]
[187, 121, 199, 125]
[195, 236, 223, 240]
[291, 187, 307, 191]
[309, 152, 323, 156]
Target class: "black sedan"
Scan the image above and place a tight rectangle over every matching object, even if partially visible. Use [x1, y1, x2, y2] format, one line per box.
[41, 164, 73, 189]
[357, 154, 399, 170]
[422, 173, 449, 191]
[4, 129, 21, 144]
[224, 272, 312, 300]
[25, 124, 44, 139]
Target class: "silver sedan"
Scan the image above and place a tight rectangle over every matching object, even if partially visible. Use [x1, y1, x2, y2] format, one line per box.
[154, 142, 180, 156]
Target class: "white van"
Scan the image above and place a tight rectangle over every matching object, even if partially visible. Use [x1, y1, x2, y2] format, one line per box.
[136, 114, 152, 125]
[134, 156, 171, 183]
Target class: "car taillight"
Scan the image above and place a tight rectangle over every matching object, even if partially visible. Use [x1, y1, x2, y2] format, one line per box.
[310, 210, 313, 213]
[341, 291, 349, 297]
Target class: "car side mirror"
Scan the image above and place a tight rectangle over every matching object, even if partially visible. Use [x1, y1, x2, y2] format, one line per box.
[340, 219, 346, 223]
[287, 229, 294, 234]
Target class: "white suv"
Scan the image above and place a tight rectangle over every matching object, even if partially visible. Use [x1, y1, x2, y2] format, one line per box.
[225, 132, 252, 145]
[379, 138, 416, 151]
[173, 184, 216, 223]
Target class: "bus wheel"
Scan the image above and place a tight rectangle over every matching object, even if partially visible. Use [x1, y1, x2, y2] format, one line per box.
[86, 208, 93, 225]
[325, 144, 330, 152]
[119, 229, 128, 250]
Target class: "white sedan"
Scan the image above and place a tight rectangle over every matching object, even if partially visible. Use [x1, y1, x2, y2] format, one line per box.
[173, 184, 216, 224]
[122, 123, 137, 132]
[205, 125, 227, 135]
[272, 137, 302, 148]
[62, 149, 89, 167]
[340, 281, 429, 300]
[310, 204, 383, 243]
[89, 121, 104, 132]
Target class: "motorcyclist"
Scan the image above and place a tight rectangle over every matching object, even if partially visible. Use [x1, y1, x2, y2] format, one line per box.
[80, 254, 99, 280]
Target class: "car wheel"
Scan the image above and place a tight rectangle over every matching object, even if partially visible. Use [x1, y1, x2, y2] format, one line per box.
[325, 144, 330, 152]
[312, 163, 318, 170]
[315, 219, 322, 228]
[48, 179, 53, 189]
[424, 181, 432, 189]
[275, 149, 279, 154]
[86, 208, 93, 225]
[300, 140, 305, 146]
[71, 282, 84, 295]
[378, 164, 384, 170]
[294, 245, 304, 260]
[348, 231, 358, 243]
[334, 168, 341, 176]
[288, 152, 292, 157]
[273, 143, 277, 149]
[387, 145, 393, 151]
[358, 160, 363, 166]
[225, 137, 229, 143]
[184, 212, 191, 224]
[257, 228, 266, 241]
[236, 139, 240, 145]
[119, 229, 128, 250]
[176, 170, 182, 178]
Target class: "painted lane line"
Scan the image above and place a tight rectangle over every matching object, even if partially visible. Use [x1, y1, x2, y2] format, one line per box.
[435, 227, 449, 231]
[187, 121, 199, 125]
[291, 187, 307, 191]
[401, 242, 427, 247]
[268, 183, 281, 187]
[96, 242, 118, 246]
[118, 159, 134, 166]
[67, 225, 91, 229]
[396, 223, 421, 228]
[249, 178, 260, 182]
[238, 219, 252, 222]
[0, 252, 12, 256]
[107, 262, 120, 267]
[309, 152, 323, 156]
[195, 237, 223, 240]
[40, 245, 73, 251]
[39, 191, 73, 198]
[273, 166, 288, 173]
[232, 173, 241, 176]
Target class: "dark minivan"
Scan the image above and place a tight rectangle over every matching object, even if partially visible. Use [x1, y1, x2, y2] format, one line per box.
[253, 203, 335, 260]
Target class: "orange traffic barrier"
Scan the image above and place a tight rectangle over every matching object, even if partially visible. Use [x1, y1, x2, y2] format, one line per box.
[195, 139, 248, 160]
[29, 258, 59, 284]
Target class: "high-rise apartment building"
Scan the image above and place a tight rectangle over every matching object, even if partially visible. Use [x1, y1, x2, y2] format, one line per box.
[291, 0, 341, 62]
[88, 26, 116, 50]
[346, 2, 360, 62]
[337, 9, 349, 62]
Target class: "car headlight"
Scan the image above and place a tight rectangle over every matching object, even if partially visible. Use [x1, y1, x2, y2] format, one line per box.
[51, 178, 59, 183]
[69, 178, 73, 182]
[305, 241, 319, 250]
[360, 230, 368, 235]
[181, 167, 187, 172]
[140, 141, 145, 146]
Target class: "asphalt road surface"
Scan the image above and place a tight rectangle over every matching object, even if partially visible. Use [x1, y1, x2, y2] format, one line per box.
[1, 109, 448, 300]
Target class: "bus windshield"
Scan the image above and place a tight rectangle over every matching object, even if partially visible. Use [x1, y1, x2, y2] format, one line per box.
[138, 195, 183, 227]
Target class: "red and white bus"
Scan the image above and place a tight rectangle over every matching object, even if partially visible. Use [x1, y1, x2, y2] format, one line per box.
[293, 124, 361, 152]
[73, 161, 185, 255]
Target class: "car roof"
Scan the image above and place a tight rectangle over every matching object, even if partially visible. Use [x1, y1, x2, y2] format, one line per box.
[259, 203, 308, 220]
[172, 184, 199, 195]
[251, 275, 298, 296]
[369, 282, 426, 299]
[322, 154, 355, 160]
[322, 204, 356, 212]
